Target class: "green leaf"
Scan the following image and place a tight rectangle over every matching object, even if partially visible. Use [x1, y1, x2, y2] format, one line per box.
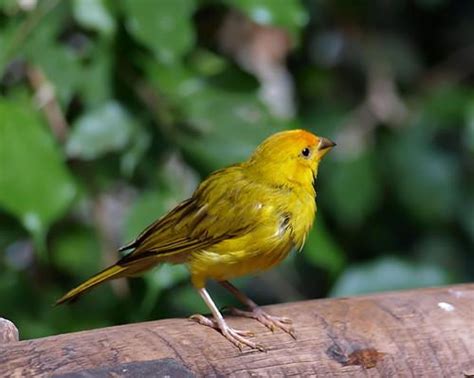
[77, 42, 113, 107]
[0, 18, 19, 74]
[0, 99, 76, 244]
[124, 154, 198, 242]
[188, 49, 228, 77]
[157, 153, 199, 198]
[330, 256, 449, 297]
[0, 215, 26, 251]
[465, 100, 474, 153]
[73, 0, 116, 37]
[227, 0, 307, 41]
[66, 101, 135, 160]
[177, 88, 287, 170]
[321, 149, 381, 228]
[420, 85, 472, 130]
[148, 61, 199, 99]
[51, 225, 101, 276]
[122, 0, 196, 62]
[37, 46, 82, 106]
[0, 0, 19, 13]
[124, 191, 174, 244]
[384, 130, 461, 224]
[139, 264, 189, 317]
[303, 217, 345, 274]
[120, 128, 151, 178]
[169, 285, 209, 315]
[21, 3, 82, 106]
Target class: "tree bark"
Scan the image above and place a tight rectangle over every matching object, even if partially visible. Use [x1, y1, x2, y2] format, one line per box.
[1, 284, 473, 377]
[0, 317, 19, 344]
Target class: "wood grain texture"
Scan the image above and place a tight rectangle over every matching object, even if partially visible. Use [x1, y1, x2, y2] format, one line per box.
[0, 317, 19, 344]
[1, 284, 474, 377]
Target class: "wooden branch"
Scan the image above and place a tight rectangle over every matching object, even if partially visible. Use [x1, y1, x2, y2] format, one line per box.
[0, 318, 19, 344]
[2, 284, 474, 376]
[26, 65, 69, 143]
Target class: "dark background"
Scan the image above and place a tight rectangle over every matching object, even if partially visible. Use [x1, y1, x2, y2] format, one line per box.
[0, 0, 473, 339]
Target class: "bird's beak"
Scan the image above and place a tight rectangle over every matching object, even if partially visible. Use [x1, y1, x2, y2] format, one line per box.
[318, 137, 336, 151]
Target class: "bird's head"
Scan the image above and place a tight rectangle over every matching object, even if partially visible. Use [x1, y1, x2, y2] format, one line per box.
[247, 129, 335, 189]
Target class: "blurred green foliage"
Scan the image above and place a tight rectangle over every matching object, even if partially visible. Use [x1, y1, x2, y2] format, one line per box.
[0, 0, 473, 339]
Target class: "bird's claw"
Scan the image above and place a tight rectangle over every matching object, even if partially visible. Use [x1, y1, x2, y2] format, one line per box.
[227, 307, 296, 339]
[190, 314, 214, 328]
[190, 314, 263, 351]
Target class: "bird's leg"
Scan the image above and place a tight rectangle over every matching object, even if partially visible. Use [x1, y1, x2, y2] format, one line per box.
[220, 280, 296, 339]
[190, 287, 265, 351]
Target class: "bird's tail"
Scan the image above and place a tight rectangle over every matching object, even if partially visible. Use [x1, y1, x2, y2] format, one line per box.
[55, 264, 126, 305]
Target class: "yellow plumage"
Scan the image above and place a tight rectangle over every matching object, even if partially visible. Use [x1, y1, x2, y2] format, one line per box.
[56, 129, 335, 351]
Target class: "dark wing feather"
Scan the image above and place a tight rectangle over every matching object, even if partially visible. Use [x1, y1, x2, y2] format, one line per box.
[118, 165, 261, 263]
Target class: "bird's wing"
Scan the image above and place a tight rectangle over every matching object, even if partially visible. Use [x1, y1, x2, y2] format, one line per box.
[118, 166, 262, 263]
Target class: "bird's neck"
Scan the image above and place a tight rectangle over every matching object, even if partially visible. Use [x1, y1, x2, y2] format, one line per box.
[245, 161, 317, 196]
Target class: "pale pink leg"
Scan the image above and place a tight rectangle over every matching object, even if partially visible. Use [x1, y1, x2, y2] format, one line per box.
[190, 287, 266, 351]
[220, 280, 296, 339]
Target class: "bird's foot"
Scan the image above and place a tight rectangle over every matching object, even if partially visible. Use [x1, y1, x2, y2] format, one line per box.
[227, 307, 296, 339]
[190, 314, 265, 352]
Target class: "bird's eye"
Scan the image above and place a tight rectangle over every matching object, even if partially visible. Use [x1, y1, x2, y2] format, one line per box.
[301, 147, 311, 158]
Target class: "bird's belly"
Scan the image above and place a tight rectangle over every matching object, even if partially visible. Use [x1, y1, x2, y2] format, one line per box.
[188, 236, 294, 287]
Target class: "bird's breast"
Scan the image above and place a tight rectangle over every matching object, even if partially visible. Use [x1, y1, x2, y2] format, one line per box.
[189, 190, 316, 286]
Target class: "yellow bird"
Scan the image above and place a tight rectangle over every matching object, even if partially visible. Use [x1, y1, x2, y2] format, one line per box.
[56, 129, 335, 350]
